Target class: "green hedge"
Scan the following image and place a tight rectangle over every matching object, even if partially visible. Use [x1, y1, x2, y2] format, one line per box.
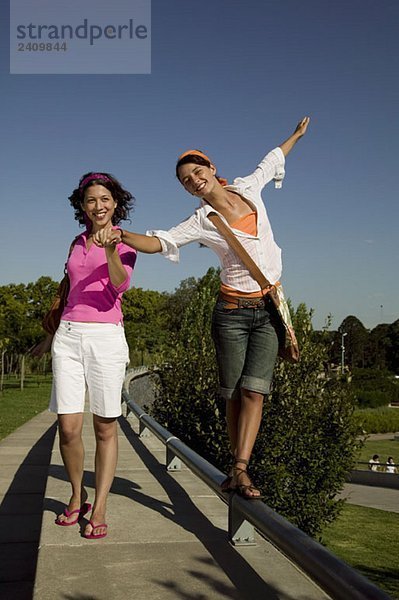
[356, 391, 391, 409]
[351, 368, 399, 408]
[355, 407, 399, 434]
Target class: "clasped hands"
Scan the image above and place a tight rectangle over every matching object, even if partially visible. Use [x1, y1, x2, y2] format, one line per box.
[92, 226, 122, 248]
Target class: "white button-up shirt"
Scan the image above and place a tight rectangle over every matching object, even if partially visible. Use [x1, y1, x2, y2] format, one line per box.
[147, 147, 285, 291]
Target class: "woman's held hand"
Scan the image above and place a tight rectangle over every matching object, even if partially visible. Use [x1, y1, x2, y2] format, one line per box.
[93, 227, 122, 248]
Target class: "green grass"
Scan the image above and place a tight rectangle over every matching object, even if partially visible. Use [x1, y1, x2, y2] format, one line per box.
[0, 375, 52, 440]
[360, 439, 399, 461]
[323, 504, 399, 598]
[354, 438, 399, 470]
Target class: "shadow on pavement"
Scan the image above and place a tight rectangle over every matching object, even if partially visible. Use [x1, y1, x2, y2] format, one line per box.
[46, 416, 319, 600]
[0, 422, 57, 600]
[117, 416, 313, 600]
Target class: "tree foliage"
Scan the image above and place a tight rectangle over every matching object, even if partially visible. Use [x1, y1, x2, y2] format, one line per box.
[0, 273, 398, 372]
[122, 287, 169, 365]
[338, 315, 368, 369]
[0, 277, 58, 356]
[349, 368, 399, 408]
[327, 316, 399, 374]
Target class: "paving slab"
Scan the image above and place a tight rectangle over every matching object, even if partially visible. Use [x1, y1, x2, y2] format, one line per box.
[34, 412, 329, 600]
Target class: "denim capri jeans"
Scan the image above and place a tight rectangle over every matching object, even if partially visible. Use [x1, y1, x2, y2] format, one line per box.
[211, 297, 279, 400]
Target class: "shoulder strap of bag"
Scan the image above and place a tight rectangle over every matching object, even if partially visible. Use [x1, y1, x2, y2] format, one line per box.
[207, 212, 272, 290]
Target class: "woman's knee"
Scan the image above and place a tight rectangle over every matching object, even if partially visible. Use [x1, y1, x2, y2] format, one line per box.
[240, 388, 264, 404]
[93, 416, 117, 443]
[58, 414, 83, 444]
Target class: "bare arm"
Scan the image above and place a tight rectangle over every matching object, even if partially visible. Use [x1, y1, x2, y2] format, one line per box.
[30, 334, 53, 358]
[93, 227, 129, 287]
[104, 245, 129, 288]
[279, 116, 310, 157]
[119, 229, 162, 253]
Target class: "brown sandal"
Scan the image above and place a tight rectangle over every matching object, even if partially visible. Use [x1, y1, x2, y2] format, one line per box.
[220, 454, 235, 493]
[221, 475, 233, 492]
[232, 458, 263, 500]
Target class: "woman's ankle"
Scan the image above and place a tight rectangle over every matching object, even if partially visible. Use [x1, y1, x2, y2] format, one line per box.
[69, 487, 87, 507]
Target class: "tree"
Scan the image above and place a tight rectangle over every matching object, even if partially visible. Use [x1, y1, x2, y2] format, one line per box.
[387, 320, 399, 374]
[122, 287, 169, 365]
[163, 276, 199, 334]
[365, 324, 390, 370]
[349, 368, 399, 407]
[0, 338, 9, 392]
[338, 316, 368, 369]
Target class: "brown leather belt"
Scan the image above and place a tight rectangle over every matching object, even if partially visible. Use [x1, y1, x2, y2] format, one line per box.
[218, 292, 268, 309]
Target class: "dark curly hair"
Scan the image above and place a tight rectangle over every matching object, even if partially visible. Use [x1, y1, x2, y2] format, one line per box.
[69, 172, 134, 227]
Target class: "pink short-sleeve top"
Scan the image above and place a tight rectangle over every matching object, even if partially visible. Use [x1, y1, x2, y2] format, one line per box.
[61, 229, 137, 324]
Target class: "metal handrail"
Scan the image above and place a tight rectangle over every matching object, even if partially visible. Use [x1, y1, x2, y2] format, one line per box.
[122, 369, 390, 600]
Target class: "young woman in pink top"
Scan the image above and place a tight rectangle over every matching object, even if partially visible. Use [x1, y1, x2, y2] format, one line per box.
[94, 117, 310, 500]
[34, 172, 137, 538]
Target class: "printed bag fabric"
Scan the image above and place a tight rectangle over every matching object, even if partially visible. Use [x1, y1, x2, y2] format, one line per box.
[269, 284, 300, 364]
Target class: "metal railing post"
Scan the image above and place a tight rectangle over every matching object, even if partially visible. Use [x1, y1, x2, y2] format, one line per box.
[166, 444, 182, 471]
[139, 418, 151, 438]
[228, 495, 256, 546]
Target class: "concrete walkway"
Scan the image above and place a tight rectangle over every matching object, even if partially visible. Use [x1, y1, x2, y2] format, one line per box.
[1, 410, 332, 600]
[341, 431, 399, 511]
[340, 483, 399, 513]
[366, 433, 399, 441]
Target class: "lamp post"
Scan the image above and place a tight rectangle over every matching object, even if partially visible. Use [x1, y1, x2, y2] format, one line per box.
[341, 332, 348, 375]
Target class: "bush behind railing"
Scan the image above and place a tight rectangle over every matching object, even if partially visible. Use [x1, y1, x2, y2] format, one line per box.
[151, 268, 362, 538]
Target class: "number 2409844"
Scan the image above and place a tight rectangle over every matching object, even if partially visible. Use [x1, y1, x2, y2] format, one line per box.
[18, 42, 67, 52]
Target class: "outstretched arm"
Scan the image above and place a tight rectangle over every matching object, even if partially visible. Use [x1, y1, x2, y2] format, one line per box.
[279, 116, 310, 157]
[120, 229, 162, 253]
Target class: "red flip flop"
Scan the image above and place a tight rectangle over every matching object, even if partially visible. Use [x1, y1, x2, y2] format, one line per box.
[55, 502, 92, 526]
[84, 520, 108, 539]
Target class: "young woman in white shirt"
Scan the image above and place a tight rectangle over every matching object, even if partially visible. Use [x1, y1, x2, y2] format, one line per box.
[95, 117, 310, 498]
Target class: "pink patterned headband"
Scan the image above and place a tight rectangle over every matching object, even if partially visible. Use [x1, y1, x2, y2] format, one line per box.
[79, 173, 111, 190]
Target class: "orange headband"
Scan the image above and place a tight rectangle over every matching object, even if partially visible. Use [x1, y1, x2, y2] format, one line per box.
[177, 149, 228, 186]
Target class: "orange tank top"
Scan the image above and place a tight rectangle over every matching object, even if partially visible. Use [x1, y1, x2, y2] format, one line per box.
[219, 211, 270, 299]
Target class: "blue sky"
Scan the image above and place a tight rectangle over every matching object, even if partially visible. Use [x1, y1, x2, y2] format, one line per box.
[1, 0, 398, 330]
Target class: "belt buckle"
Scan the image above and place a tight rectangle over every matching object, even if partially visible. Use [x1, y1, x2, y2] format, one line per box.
[238, 297, 264, 309]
